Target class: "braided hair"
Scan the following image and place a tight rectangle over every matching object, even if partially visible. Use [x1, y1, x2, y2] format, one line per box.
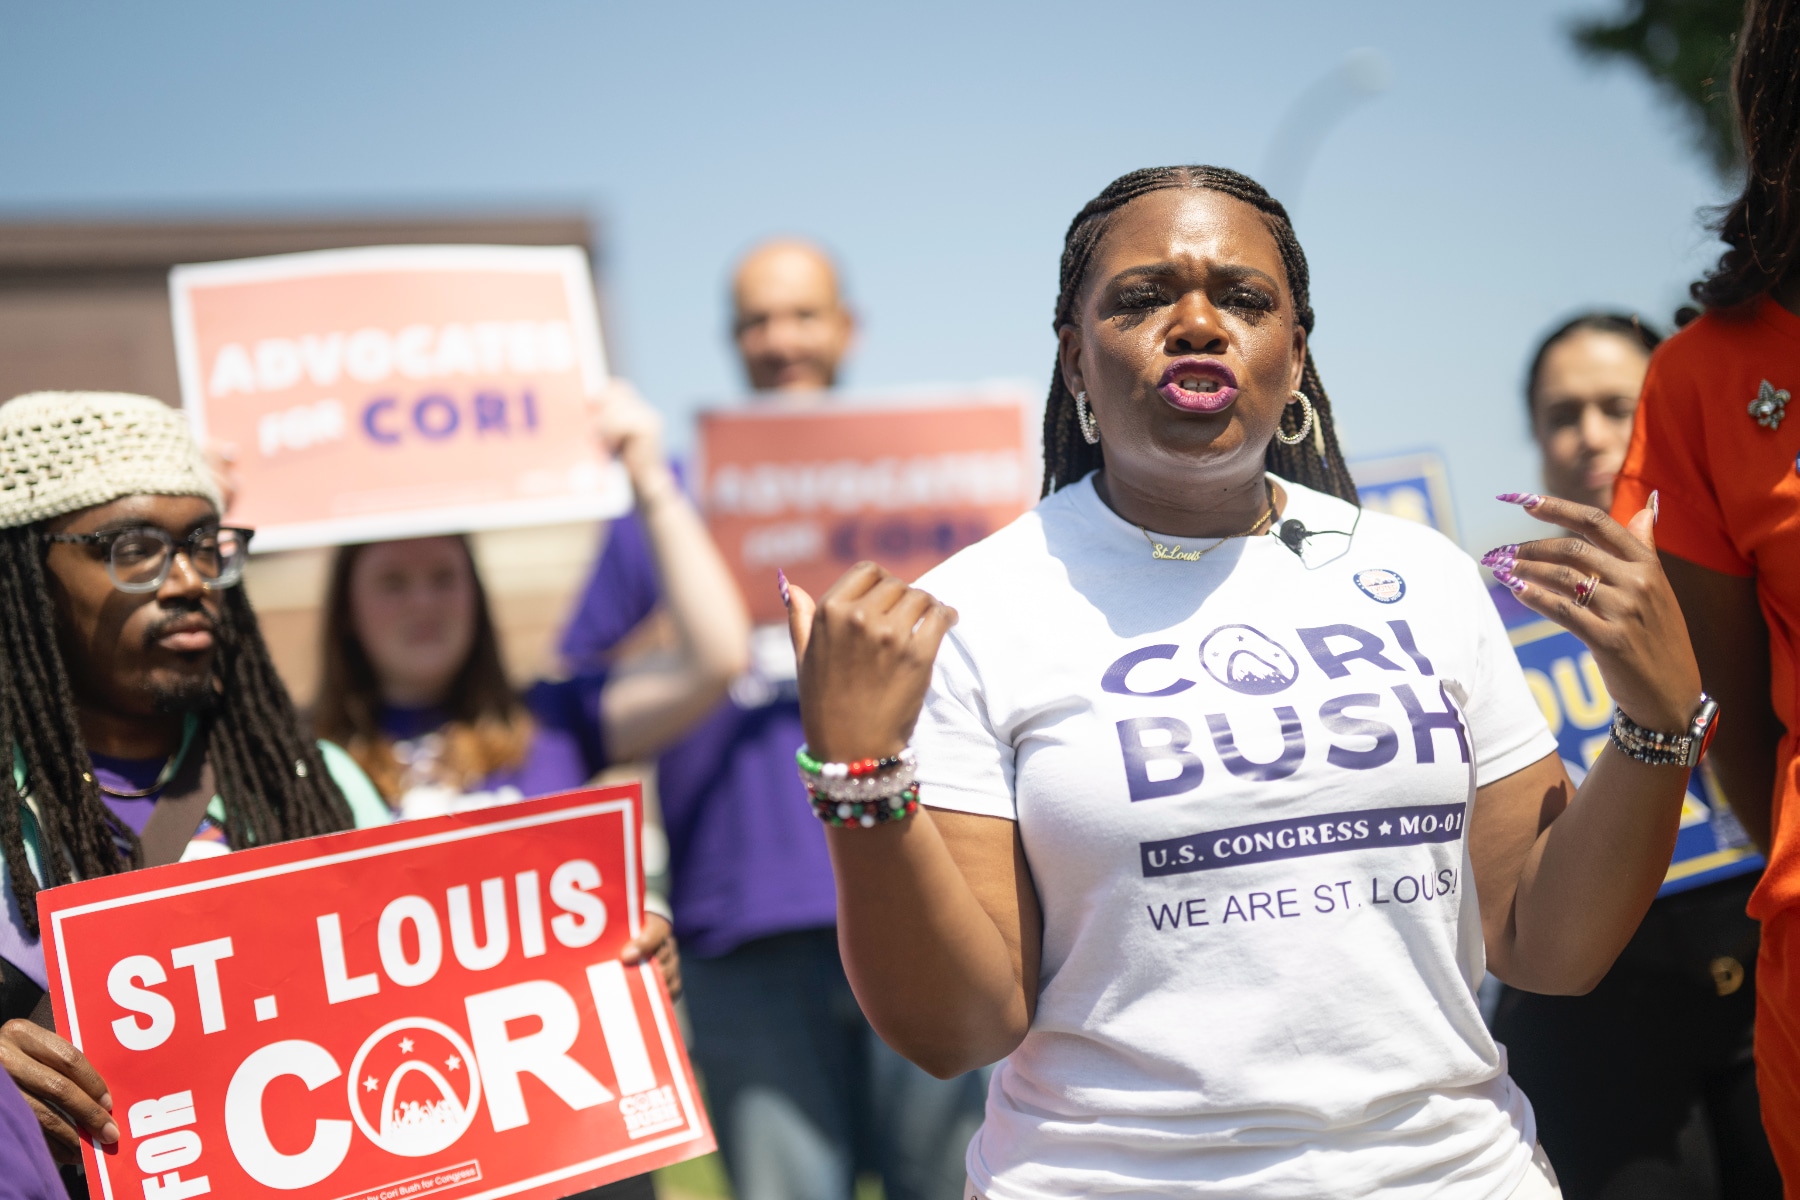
[0, 527, 354, 934]
[1041, 165, 1359, 504]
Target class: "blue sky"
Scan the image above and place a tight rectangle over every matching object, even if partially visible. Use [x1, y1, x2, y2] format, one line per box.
[0, 1, 1729, 551]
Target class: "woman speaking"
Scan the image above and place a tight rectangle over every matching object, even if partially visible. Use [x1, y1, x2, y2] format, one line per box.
[781, 167, 1709, 1199]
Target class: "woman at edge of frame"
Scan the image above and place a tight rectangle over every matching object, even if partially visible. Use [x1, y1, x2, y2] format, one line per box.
[1608, 0, 1800, 1180]
[781, 166, 1709, 1200]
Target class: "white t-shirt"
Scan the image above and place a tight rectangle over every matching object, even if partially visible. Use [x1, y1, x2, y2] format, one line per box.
[913, 473, 1558, 1200]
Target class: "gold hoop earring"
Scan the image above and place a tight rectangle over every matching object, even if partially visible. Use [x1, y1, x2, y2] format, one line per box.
[1275, 389, 1314, 446]
[1075, 390, 1100, 445]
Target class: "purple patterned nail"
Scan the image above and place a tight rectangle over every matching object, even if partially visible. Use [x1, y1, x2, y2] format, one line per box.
[1506, 576, 1528, 596]
[777, 568, 791, 608]
[1479, 544, 1519, 567]
[1490, 566, 1514, 585]
[1497, 492, 1545, 509]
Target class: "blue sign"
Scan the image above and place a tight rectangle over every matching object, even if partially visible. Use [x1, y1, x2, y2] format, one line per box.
[1494, 585, 1761, 896]
[1351, 450, 1458, 540]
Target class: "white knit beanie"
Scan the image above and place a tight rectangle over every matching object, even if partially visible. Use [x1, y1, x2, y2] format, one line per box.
[0, 392, 223, 529]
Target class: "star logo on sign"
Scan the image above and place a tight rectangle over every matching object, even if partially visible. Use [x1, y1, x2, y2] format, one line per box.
[446, 1055, 462, 1072]
[363, 1076, 379, 1092]
[1378, 821, 1393, 836]
[1750, 379, 1790, 430]
[398, 1037, 415, 1054]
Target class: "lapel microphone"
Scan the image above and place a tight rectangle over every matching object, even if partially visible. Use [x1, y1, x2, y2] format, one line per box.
[1277, 518, 1311, 555]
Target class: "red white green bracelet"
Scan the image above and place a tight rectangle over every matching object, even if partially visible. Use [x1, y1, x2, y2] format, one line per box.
[809, 784, 921, 827]
[797, 745, 920, 826]
[795, 746, 917, 779]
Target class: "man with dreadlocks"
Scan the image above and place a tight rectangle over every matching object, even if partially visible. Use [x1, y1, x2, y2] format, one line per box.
[779, 166, 1710, 1199]
[0, 391, 389, 1168]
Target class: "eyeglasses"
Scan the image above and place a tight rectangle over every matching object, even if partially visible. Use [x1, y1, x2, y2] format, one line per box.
[42, 525, 255, 594]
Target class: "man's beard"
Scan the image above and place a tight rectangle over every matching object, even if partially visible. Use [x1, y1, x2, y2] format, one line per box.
[149, 674, 219, 716]
[143, 605, 220, 715]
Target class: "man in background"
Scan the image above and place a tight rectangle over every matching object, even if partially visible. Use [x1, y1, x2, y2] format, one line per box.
[731, 238, 857, 392]
[561, 240, 985, 1200]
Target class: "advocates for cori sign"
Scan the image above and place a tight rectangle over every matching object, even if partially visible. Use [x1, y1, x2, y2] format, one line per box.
[170, 244, 630, 551]
[206, 321, 579, 398]
[697, 394, 1036, 626]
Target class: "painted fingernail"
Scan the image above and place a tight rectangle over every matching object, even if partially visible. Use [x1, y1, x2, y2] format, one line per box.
[1497, 492, 1544, 509]
[100, 1121, 119, 1144]
[1506, 577, 1528, 595]
[1650, 489, 1660, 525]
[1490, 566, 1515, 585]
[1479, 544, 1519, 567]
[777, 568, 791, 608]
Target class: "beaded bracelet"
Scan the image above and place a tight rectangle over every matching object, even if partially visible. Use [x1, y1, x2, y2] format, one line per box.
[795, 745, 917, 780]
[809, 784, 921, 828]
[797, 745, 920, 827]
[808, 763, 919, 802]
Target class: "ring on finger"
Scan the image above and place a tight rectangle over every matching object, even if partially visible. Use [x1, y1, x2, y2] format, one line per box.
[1573, 574, 1600, 608]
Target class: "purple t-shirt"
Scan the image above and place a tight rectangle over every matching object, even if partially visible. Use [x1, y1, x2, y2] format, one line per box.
[378, 671, 610, 802]
[87, 752, 227, 851]
[0, 1074, 61, 1200]
[0, 751, 231, 995]
[561, 512, 835, 959]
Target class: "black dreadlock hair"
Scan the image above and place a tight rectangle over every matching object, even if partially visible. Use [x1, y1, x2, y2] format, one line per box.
[0, 526, 354, 934]
[1041, 165, 1359, 504]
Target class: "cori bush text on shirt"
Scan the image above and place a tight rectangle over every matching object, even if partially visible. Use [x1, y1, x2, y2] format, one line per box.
[1104, 617, 1468, 804]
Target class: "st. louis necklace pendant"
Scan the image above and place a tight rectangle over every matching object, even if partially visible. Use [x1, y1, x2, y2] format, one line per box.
[1749, 379, 1790, 430]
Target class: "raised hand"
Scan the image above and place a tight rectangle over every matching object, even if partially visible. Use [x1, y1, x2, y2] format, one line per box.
[1484, 491, 1703, 734]
[589, 379, 677, 504]
[784, 563, 958, 765]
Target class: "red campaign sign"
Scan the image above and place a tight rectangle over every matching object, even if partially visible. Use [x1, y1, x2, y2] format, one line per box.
[39, 785, 713, 1200]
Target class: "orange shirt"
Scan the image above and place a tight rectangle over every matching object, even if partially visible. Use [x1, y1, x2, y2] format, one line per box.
[1613, 296, 1800, 920]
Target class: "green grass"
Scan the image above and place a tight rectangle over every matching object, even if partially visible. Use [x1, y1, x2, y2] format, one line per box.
[654, 1153, 731, 1199]
[654, 1157, 886, 1200]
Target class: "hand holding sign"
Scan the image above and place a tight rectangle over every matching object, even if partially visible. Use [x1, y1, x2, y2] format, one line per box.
[591, 379, 679, 510]
[618, 913, 680, 1000]
[0, 1018, 117, 1163]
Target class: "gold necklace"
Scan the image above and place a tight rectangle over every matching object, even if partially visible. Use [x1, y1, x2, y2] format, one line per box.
[1138, 490, 1277, 563]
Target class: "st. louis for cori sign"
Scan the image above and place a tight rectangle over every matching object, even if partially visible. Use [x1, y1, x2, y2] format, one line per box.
[40, 786, 712, 1200]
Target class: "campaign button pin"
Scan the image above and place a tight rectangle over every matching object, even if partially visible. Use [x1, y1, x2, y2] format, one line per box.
[1354, 568, 1406, 604]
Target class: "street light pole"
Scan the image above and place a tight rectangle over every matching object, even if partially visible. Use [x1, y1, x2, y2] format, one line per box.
[1261, 48, 1392, 216]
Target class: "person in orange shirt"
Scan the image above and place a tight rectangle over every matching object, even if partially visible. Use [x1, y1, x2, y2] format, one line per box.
[1611, 0, 1800, 1181]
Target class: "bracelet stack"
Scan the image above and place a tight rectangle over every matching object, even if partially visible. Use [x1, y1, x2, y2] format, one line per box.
[1609, 695, 1717, 769]
[796, 746, 920, 827]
